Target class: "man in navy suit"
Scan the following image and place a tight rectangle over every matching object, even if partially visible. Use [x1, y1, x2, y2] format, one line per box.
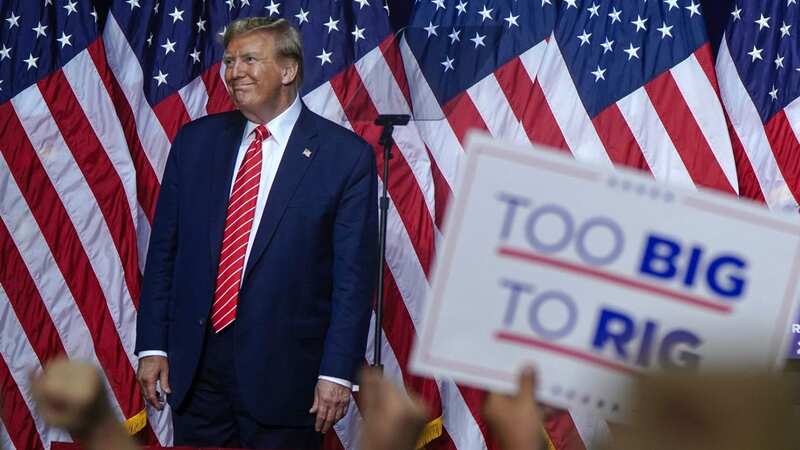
[135, 17, 377, 449]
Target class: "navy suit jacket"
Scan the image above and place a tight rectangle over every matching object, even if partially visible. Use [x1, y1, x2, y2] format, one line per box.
[135, 104, 378, 425]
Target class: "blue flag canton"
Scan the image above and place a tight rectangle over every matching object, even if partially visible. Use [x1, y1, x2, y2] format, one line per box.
[404, 0, 556, 107]
[0, 0, 100, 104]
[110, 0, 392, 107]
[725, 1, 800, 124]
[556, 0, 707, 118]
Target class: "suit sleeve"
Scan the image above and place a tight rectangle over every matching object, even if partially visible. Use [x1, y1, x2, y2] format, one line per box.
[320, 140, 378, 380]
[135, 131, 184, 354]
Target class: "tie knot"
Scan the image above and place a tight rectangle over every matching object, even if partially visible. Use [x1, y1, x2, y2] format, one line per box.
[254, 124, 269, 142]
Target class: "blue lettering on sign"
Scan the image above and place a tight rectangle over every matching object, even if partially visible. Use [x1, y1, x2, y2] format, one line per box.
[496, 192, 531, 241]
[591, 306, 702, 370]
[495, 192, 625, 267]
[499, 278, 578, 340]
[639, 233, 748, 300]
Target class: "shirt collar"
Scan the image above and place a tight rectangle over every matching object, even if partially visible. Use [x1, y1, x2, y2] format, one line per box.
[243, 94, 302, 147]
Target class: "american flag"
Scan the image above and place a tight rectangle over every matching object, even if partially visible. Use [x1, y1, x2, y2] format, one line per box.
[401, 0, 752, 446]
[0, 0, 156, 449]
[716, 0, 799, 211]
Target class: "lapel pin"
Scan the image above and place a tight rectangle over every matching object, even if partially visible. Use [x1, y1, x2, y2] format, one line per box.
[302, 148, 312, 158]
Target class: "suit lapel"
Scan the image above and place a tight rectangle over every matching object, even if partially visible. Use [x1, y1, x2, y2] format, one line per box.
[208, 112, 247, 270]
[242, 106, 318, 284]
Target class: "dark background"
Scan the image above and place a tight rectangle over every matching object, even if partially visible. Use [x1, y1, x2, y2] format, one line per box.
[92, 1, 732, 57]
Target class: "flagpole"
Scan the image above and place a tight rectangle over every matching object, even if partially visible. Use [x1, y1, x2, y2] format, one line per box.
[372, 114, 410, 372]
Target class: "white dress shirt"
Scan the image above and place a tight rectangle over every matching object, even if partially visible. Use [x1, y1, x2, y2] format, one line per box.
[140, 96, 352, 389]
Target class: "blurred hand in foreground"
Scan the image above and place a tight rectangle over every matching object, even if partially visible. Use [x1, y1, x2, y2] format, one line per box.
[611, 371, 799, 450]
[483, 367, 543, 450]
[31, 357, 138, 450]
[359, 367, 429, 450]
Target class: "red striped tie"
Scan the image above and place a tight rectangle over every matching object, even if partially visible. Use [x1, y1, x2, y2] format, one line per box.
[211, 124, 269, 333]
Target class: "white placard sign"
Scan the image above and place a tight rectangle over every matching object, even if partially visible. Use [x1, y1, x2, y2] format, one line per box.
[410, 133, 800, 421]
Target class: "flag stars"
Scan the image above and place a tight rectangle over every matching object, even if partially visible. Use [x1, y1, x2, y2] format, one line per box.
[218, 26, 227, 38]
[351, 25, 365, 42]
[324, 16, 339, 33]
[790, 0, 798, 5]
[591, 65, 606, 82]
[769, 85, 778, 101]
[577, 30, 591, 46]
[316, 48, 332, 66]
[33, 22, 48, 38]
[354, 0, 370, 9]
[225, 0, 236, 11]
[470, 32, 486, 48]
[265, 0, 280, 16]
[564, 0, 577, 8]
[624, 43, 640, 60]
[190, 48, 201, 64]
[600, 37, 614, 54]
[542, 0, 552, 6]
[5, 11, 20, 29]
[664, 0, 679, 11]
[632, 15, 648, 32]
[295, 8, 310, 25]
[455, 0, 468, 15]
[197, 18, 207, 32]
[748, 45, 763, 61]
[774, 54, 784, 69]
[0, 44, 10, 61]
[587, 3, 600, 18]
[780, 22, 791, 37]
[24, 53, 38, 70]
[126, 0, 140, 10]
[432, 0, 446, 10]
[161, 38, 176, 55]
[57, 32, 73, 48]
[168, 7, 184, 23]
[478, 5, 493, 22]
[424, 21, 438, 37]
[90, 7, 98, 22]
[685, 1, 701, 17]
[657, 22, 673, 38]
[441, 56, 454, 72]
[504, 12, 519, 28]
[153, 70, 168, 86]
[146, 33, 153, 47]
[755, 14, 770, 30]
[608, 7, 622, 24]
[448, 28, 461, 44]
[63, 0, 78, 16]
[731, 6, 742, 21]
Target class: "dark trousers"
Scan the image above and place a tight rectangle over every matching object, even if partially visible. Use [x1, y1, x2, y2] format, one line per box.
[172, 325, 322, 449]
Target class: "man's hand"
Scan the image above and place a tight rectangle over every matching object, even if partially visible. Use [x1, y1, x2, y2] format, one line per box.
[33, 358, 139, 450]
[136, 355, 170, 410]
[309, 379, 350, 433]
[483, 367, 543, 450]
[31, 357, 109, 436]
[358, 367, 428, 450]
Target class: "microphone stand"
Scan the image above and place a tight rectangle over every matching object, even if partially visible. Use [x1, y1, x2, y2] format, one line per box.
[371, 114, 410, 372]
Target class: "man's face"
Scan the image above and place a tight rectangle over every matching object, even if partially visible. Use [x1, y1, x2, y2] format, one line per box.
[223, 31, 290, 115]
